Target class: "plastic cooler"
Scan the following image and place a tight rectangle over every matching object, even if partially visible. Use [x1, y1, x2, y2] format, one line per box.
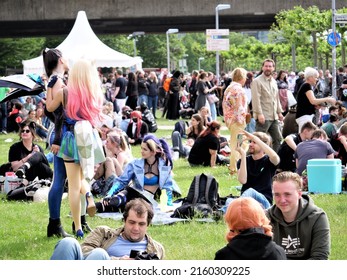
[307, 159, 342, 194]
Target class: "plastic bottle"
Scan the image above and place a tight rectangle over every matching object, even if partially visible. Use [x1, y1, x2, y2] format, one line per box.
[159, 189, 167, 212]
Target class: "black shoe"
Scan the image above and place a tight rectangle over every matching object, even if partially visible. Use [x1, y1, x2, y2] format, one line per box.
[47, 218, 72, 238]
[15, 165, 28, 179]
[72, 215, 92, 234]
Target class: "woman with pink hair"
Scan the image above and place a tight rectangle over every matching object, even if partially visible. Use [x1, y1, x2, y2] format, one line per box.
[215, 197, 286, 260]
[46, 58, 105, 238]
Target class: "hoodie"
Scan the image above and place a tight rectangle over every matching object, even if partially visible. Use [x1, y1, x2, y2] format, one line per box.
[214, 227, 286, 260]
[267, 194, 330, 260]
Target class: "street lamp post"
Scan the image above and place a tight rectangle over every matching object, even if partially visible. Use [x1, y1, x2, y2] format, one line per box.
[198, 57, 204, 70]
[127, 31, 145, 57]
[166, 28, 179, 73]
[215, 4, 230, 82]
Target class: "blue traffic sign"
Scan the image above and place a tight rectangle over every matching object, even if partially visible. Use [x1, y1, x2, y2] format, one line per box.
[327, 32, 341, 47]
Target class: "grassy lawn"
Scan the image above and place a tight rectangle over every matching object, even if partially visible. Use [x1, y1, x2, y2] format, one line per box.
[0, 116, 347, 260]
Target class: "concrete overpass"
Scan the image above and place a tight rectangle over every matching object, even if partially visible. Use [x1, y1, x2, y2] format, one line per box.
[0, 0, 345, 38]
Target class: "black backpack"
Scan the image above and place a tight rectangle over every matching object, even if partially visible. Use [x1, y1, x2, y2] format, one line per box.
[142, 109, 158, 133]
[171, 173, 222, 219]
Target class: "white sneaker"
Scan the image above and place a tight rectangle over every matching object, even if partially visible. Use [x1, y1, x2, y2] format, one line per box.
[173, 151, 179, 160]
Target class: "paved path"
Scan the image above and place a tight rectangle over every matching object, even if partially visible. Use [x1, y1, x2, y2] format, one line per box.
[157, 125, 228, 131]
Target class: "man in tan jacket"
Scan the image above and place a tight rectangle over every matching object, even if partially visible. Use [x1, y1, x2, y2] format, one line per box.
[50, 198, 164, 260]
[251, 59, 283, 153]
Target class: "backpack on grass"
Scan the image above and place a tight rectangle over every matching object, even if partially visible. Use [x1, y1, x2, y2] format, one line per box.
[171, 173, 222, 219]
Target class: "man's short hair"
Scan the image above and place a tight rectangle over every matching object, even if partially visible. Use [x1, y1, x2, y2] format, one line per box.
[300, 121, 317, 133]
[116, 69, 123, 76]
[262, 58, 275, 67]
[329, 105, 338, 113]
[329, 113, 339, 123]
[123, 198, 154, 226]
[272, 171, 303, 191]
[311, 129, 327, 140]
[253, 131, 272, 146]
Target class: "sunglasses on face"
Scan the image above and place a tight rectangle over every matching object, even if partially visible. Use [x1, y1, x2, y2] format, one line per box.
[21, 129, 31, 134]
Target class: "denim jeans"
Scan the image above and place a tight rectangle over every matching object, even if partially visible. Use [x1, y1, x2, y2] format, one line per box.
[137, 94, 148, 107]
[50, 237, 110, 260]
[209, 102, 217, 121]
[171, 131, 190, 157]
[48, 130, 67, 219]
[220, 187, 271, 213]
[147, 95, 158, 118]
[241, 188, 271, 209]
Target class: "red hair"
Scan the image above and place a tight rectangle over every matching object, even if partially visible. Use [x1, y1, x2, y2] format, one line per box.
[224, 197, 273, 242]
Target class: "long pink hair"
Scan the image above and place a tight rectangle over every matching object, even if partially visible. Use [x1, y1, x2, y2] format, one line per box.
[66, 59, 103, 127]
[224, 197, 273, 242]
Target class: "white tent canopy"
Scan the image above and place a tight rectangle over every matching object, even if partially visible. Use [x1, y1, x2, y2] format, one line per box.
[22, 11, 142, 75]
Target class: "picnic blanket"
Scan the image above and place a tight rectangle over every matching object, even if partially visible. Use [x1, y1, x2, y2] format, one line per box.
[96, 200, 216, 225]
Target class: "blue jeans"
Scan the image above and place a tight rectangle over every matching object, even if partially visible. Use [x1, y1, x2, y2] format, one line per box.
[209, 102, 217, 121]
[220, 187, 271, 213]
[171, 131, 190, 157]
[48, 130, 67, 219]
[147, 95, 158, 118]
[242, 188, 271, 209]
[138, 94, 148, 107]
[50, 237, 110, 260]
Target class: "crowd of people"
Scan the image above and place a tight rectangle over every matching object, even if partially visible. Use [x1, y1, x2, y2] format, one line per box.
[3, 53, 347, 260]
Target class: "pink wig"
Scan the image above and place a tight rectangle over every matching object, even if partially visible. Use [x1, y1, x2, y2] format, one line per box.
[66, 59, 103, 127]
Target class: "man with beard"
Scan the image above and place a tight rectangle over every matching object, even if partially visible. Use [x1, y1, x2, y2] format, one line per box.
[251, 59, 283, 153]
[50, 198, 164, 260]
[236, 130, 280, 209]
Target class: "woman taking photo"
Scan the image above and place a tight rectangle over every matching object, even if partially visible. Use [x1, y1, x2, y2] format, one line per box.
[296, 67, 336, 132]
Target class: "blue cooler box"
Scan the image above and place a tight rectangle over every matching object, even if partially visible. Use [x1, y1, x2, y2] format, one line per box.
[307, 159, 342, 194]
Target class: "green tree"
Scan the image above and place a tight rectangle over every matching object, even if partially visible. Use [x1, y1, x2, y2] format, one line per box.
[0, 38, 45, 75]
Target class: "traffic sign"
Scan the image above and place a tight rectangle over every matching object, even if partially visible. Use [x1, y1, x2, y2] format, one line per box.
[335, 14, 347, 24]
[206, 29, 229, 36]
[327, 32, 341, 47]
[206, 29, 230, 51]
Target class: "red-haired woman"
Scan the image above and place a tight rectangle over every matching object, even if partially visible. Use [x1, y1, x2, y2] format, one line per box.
[215, 197, 286, 260]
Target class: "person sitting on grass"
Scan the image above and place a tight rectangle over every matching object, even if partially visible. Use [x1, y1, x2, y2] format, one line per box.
[50, 198, 165, 260]
[10, 120, 53, 181]
[215, 197, 286, 260]
[267, 171, 330, 260]
[95, 134, 176, 213]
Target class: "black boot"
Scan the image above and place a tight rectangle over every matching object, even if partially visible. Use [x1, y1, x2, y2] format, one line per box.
[72, 215, 92, 234]
[47, 218, 72, 238]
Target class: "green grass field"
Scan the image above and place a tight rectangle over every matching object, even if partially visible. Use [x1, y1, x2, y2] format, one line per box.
[0, 116, 347, 260]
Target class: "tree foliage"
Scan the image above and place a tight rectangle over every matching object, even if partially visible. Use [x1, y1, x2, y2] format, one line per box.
[1, 6, 347, 76]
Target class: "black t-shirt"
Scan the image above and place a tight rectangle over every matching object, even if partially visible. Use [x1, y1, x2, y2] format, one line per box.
[296, 83, 315, 119]
[9, 141, 44, 162]
[277, 133, 302, 172]
[188, 133, 219, 166]
[330, 133, 347, 165]
[115, 77, 127, 99]
[237, 155, 277, 204]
